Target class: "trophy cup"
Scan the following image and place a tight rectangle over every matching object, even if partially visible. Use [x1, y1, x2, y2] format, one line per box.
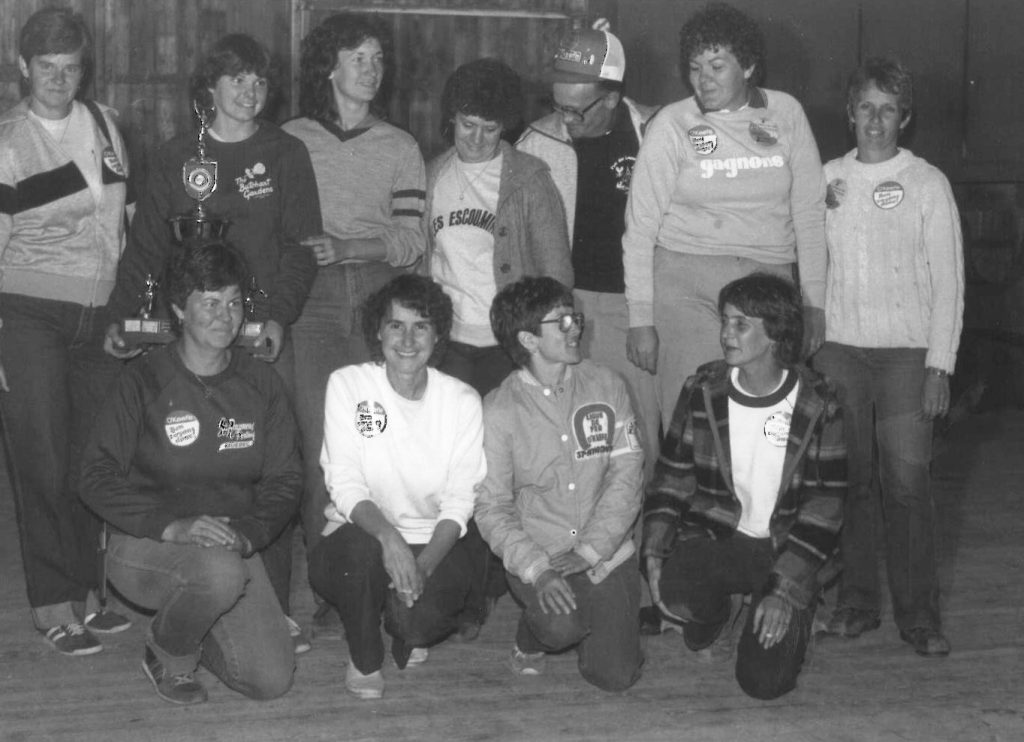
[236, 275, 267, 354]
[120, 273, 174, 345]
[168, 100, 231, 244]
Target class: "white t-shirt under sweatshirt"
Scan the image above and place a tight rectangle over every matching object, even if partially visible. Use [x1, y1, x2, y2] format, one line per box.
[728, 367, 799, 538]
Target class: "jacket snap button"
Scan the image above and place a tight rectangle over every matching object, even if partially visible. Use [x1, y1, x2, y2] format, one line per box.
[500, 263, 511, 273]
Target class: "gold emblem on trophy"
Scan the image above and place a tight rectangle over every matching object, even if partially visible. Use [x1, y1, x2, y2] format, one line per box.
[168, 100, 230, 243]
[120, 273, 174, 345]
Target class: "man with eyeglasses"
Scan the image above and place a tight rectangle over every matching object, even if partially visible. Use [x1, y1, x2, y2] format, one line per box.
[475, 276, 643, 691]
[517, 20, 661, 478]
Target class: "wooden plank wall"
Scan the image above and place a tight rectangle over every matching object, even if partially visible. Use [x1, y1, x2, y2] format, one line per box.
[0, 0, 608, 180]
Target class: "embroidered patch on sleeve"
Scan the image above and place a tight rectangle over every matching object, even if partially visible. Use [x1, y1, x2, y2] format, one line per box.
[624, 419, 641, 451]
[573, 403, 615, 460]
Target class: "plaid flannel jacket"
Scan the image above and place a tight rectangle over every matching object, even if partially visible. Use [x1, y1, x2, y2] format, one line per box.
[642, 360, 847, 609]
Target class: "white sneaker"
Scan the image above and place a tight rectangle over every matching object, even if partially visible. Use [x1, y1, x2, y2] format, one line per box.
[285, 616, 311, 655]
[345, 662, 384, 700]
[406, 647, 429, 666]
[509, 646, 546, 676]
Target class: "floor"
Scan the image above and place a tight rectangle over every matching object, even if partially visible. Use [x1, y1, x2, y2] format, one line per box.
[1, 410, 1022, 741]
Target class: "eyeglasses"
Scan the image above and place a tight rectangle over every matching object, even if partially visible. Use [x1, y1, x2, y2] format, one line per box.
[538, 312, 585, 333]
[551, 95, 606, 123]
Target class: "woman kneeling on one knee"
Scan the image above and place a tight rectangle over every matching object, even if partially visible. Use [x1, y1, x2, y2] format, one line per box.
[81, 242, 303, 705]
[642, 273, 846, 700]
[309, 274, 486, 700]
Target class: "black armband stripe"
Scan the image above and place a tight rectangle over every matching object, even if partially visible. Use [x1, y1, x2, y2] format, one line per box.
[17, 162, 88, 213]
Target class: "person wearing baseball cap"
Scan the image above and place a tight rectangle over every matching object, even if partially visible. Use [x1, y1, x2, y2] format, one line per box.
[517, 20, 661, 481]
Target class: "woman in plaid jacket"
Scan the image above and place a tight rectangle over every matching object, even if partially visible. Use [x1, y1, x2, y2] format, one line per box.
[642, 273, 846, 700]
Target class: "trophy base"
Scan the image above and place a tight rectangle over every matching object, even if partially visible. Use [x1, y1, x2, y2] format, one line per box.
[168, 215, 231, 244]
[121, 318, 175, 346]
[235, 321, 267, 354]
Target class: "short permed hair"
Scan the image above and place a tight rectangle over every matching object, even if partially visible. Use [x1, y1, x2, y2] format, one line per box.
[490, 276, 574, 369]
[19, 8, 93, 91]
[846, 57, 913, 120]
[362, 274, 453, 366]
[190, 34, 277, 113]
[441, 58, 523, 140]
[679, 3, 765, 86]
[718, 273, 803, 367]
[298, 13, 392, 123]
[166, 241, 250, 314]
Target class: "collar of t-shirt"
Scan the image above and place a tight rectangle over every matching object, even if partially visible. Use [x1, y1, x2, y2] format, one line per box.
[727, 366, 797, 407]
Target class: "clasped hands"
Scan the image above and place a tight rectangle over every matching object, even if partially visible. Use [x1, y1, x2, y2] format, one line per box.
[162, 515, 245, 552]
[534, 550, 590, 616]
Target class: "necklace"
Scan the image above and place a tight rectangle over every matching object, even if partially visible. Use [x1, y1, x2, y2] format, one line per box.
[454, 157, 498, 201]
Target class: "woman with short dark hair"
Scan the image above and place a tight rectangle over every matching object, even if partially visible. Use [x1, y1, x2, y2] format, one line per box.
[642, 272, 846, 700]
[103, 33, 321, 645]
[310, 274, 485, 700]
[622, 2, 828, 437]
[816, 58, 964, 657]
[0, 6, 131, 656]
[281, 12, 426, 564]
[425, 57, 572, 638]
[82, 242, 302, 705]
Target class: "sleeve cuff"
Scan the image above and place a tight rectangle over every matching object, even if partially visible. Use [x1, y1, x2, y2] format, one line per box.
[575, 543, 602, 567]
[628, 301, 655, 327]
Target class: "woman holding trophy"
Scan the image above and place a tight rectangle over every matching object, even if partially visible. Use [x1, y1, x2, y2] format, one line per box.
[103, 33, 322, 650]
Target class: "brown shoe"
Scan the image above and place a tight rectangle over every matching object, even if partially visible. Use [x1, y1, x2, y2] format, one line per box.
[824, 606, 881, 638]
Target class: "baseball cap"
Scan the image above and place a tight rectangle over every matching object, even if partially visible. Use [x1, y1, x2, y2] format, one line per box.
[548, 22, 625, 84]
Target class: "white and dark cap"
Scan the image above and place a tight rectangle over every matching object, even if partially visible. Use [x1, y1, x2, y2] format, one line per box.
[549, 19, 625, 84]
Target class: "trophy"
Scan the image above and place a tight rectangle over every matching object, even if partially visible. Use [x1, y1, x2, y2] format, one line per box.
[120, 273, 174, 345]
[236, 275, 267, 354]
[168, 100, 231, 244]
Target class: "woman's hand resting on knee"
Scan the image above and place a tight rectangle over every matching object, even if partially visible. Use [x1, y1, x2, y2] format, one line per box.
[162, 515, 246, 552]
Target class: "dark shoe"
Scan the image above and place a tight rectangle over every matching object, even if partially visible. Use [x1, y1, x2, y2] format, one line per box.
[142, 646, 207, 705]
[85, 610, 132, 634]
[639, 606, 663, 635]
[900, 627, 951, 657]
[392, 637, 413, 669]
[683, 615, 728, 652]
[43, 623, 103, 656]
[824, 606, 881, 638]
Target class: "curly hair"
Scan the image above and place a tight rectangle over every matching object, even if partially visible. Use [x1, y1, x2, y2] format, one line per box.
[718, 273, 803, 367]
[679, 3, 766, 86]
[189, 34, 277, 113]
[440, 58, 523, 140]
[361, 274, 453, 366]
[19, 8, 93, 93]
[490, 276, 574, 369]
[166, 241, 250, 314]
[846, 57, 913, 120]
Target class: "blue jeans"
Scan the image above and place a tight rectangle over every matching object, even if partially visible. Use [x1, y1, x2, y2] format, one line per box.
[308, 523, 473, 675]
[814, 343, 939, 631]
[0, 293, 120, 628]
[107, 533, 294, 700]
[658, 533, 815, 700]
[507, 556, 643, 692]
[291, 262, 403, 555]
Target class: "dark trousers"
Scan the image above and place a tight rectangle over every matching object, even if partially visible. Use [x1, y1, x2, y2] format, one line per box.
[815, 343, 940, 631]
[0, 293, 119, 628]
[438, 341, 515, 621]
[308, 523, 473, 674]
[659, 533, 815, 700]
[507, 556, 643, 692]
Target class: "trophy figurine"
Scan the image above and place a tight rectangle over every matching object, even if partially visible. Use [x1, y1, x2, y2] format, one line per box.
[236, 275, 267, 354]
[168, 100, 231, 244]
[120, 273, 174, 345]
